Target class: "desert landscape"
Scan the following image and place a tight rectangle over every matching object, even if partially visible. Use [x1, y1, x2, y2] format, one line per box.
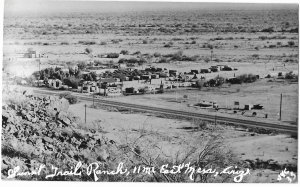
[2, 1, 299, 183]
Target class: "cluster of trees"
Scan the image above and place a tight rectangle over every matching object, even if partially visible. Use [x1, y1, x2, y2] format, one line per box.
[195, 74, 259, 89]
[102, 69, 144, 81]
[32, 61, 98, 89]
[204, 76, 225, 87]
[235, 74, 258, 83]
[59, 92, 78, 104]
[62, 77, 81, 89]
[195, 76, 225, 89]
[285, 71, 298, 80]
[118, 57, 147, 65]
[163, 51, 198, 62]
[32, 66, 78, 81]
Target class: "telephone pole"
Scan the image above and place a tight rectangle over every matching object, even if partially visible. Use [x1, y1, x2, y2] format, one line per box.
[84, 104, 87, 123]
[279, 93, 282, 121]
[93, 94, 95, 107]
[215, 110, 217, 126]
[37, 58, 41, 87]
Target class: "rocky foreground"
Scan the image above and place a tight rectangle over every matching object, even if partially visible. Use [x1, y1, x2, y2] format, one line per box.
[1, 87, 238, 182]
[1, 88, 136, 181]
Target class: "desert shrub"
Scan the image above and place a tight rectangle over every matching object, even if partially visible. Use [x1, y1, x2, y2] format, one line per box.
[59, 92, 78, 104]
[153, 52, 161, 57]
[259, 36, 268, 40]
[163, 41, 173, 48]
[191, 40, 196, 44]
[254, 46, 259, 50]
[285, 71, 298, 79]
[171, 37, 183, 41]
[194, 119, 207, 130]
[204, 57, 210, 63]
[61, 42, 69, 45]
[77, 61, 86, 70]
[142, 39, 148, 44]
[138, 88, 146, 93]
[170, 51, 183, 61]
[111, 39, 120, 44]
[118, 58, 127, 64]
[208, 44, 213, 49]
[79, 41, 96, 45]
[158, 57, 169, 63]
[84, 47, 93, 54]
[235, 74, 258, 83]
[252, 54, 259, 59]
[164, 51, 197, 62]
[93, 59, 103, 65]
[128, 58, 138, 64]
[138, 58, 147, 65]
[120, 50, 129, 55]
[288, 41, 295, 46]
[100, 41, 107, 45]
[261, 27, 274, 33]
[215, 36, 224, 40]
[189, 55, 199, 61]
[195, 80, 205, 90]
[107, 53, 119, 58]
[269, 44, 276, 48]
[133, 51, 141, 55]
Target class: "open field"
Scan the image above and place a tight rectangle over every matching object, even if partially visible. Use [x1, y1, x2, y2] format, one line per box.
[69, 100, 297, 182]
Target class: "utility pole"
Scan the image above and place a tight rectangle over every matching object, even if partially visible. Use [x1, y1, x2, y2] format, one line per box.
[93, 94, 95, 107]
[84, 104, 87, 123]
[215, 111, 217, 126]
[38, 58, 41, 87]
[99, 79, 101, 95]
[210, 49, 213, 63]
[279, 93, 282, 121]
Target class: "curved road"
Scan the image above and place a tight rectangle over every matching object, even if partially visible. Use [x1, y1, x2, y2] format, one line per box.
[34, 89, 298, 135]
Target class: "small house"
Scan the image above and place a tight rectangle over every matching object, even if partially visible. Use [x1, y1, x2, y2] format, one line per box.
[141, 75, 151, 80]
[200, 69, 211, 73]
[169, 70, 178, 76]
[244, 104, 252, 110]
[210, 66, 219, 72]
[48, 79, 62, 89]
[151, 74, 159, 79]
[191, 70, 199, 74]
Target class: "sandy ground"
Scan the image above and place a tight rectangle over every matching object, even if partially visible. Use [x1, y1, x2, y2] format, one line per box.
[69, 101, 297, 175]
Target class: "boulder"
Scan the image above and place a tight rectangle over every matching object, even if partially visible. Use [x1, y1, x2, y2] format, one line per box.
[57, 111, 71, 126]
[47, 97, 69, 113]
[95, 146, 110, 161]
[43, 137, 54, 143]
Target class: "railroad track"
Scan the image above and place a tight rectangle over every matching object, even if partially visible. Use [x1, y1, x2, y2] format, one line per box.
[34, 89, 298, 134]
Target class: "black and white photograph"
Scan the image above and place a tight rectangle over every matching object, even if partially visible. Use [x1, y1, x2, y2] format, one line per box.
[1, 0, 299, 183]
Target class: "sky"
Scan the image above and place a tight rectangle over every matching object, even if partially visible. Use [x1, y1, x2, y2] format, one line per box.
[4, 0, 298, 16]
